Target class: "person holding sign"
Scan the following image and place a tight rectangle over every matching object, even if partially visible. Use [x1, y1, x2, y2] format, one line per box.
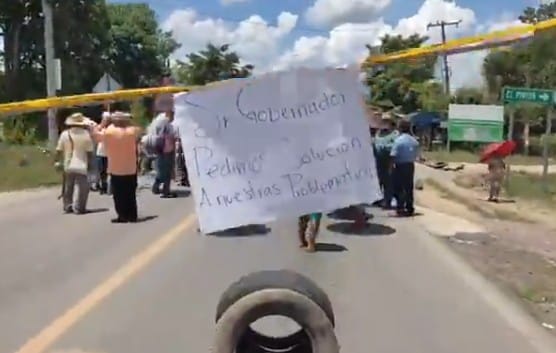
[298, 213, 322, 253]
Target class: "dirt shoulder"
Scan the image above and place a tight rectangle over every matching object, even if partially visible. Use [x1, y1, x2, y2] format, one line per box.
[415, 163, 556, 334]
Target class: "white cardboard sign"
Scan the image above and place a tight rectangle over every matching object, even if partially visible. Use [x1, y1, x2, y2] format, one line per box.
[175, 67, 381, 233]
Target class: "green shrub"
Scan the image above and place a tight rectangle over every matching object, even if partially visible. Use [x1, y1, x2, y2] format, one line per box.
[2, 115, 40, 145]
[130, 99, 150, 128]
[529, 135, 556, 157]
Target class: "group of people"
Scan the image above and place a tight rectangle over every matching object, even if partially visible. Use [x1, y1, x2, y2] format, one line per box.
[56, 99, 419, 253]
[374, 118, 420, 216]
[55, 107, 188, 223]
[297, 118, 420, 253]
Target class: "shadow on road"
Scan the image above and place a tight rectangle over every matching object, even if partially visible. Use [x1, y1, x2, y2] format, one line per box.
[327, 208, 373, 221]
[315, 242, 348, 252]
[84, 208, 109, 214]
[173, 189, 191, 198]
[209, 224, 271, 237]
[327, 222, 395, 236]
[135, 215, 159, 223]
[386, 212, 424, 218]
[480, 198, 516, 204]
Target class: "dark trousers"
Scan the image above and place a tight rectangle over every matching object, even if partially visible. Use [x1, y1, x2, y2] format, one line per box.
[175, 151, 189, 186]
[393, 162, 415, 214]
[153, 153, 174, 195]
[96, 156, 108, 193]
[376, 153, 393, 206]
[111, 174, 138, 221]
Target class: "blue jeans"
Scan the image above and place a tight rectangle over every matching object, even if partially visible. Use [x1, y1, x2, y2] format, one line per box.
[152, 153, 174, 195]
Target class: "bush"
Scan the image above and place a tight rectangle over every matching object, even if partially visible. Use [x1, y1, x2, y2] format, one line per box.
[2, 114, 40, 145]
[130, 99, 150, 128]
[529, 135, 556, 157]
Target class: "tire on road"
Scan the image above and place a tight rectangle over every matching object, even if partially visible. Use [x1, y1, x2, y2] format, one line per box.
[215, 270, 335, 350]
[213, 288, 339, 353]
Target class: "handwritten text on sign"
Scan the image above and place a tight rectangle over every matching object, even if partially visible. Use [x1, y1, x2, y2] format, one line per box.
[175, 68, 381, 233]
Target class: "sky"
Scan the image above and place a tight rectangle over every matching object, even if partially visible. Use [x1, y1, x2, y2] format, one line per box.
[111, 0, 542, 91]
[0, 0, 546, 91]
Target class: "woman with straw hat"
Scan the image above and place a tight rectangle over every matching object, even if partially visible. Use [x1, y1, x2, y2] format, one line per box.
[54, 112, 95, 214]
[91, 111, 142, 223]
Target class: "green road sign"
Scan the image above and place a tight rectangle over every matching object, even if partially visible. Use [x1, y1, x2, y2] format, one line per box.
[503, 87, 554, 105]
[448, 119, 503, 143]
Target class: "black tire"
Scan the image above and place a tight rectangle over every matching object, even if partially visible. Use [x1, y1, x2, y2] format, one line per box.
[215, 270, 335, 351]
[212, 288, 339, 353]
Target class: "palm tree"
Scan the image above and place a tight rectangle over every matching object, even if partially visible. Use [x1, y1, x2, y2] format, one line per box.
[174, 43, 254, 85]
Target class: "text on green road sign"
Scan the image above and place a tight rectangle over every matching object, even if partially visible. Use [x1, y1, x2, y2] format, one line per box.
[503, 87, 554, 105]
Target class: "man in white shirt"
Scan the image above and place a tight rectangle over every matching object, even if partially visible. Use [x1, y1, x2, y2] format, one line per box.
[148, 111, 177, 198]
[96, 108, 110, 194]
[55, 112, 95, 214]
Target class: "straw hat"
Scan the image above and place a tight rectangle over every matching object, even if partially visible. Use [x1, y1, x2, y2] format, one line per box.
[65, 112, 92, 127]
[110, 111, 132, 121]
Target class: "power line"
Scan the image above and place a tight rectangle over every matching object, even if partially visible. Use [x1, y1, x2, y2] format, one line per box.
[427, 20, 461, 95]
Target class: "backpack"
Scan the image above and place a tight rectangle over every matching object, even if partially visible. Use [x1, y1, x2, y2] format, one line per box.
[143, 118, 172, 155]
[143, 132, 165, 155]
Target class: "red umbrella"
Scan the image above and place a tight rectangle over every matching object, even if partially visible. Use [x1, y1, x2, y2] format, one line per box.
[480, 140, 517, 162]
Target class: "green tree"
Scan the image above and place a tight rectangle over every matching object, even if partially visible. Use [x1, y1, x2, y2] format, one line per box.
[366, 34, 438, 113]
[414, 81, 451, 113]
[482, 2, 556, 152]
[106, 3, 179, 88]
[0, 0, 43, 101]
[0, 0, 113, 144]
[453, 87, 485, 104]
[174, 43, 254, 85]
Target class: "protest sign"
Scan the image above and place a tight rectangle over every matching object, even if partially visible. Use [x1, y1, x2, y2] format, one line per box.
[175, 67, 381, 233]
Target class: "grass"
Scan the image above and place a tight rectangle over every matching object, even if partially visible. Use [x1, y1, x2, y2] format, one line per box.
[423, 150, 552, 166]
[0, 143, 60, 192]
[506, 171, 556, 206]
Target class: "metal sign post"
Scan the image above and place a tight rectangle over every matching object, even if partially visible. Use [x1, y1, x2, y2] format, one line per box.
[502, 86, 554, 192]
[542, 109, 553, 192]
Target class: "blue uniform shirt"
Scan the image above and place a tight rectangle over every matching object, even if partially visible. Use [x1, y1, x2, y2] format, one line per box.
[374, 130, 398, 154]
[390, 133, 419, 164]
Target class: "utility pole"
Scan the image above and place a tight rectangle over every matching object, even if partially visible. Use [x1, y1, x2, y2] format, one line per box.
[427, 20, 461, 95]
[42, 0, 58, 148]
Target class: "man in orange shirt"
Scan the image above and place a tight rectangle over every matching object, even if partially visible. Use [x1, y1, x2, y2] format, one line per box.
[92, 111, 142, 223]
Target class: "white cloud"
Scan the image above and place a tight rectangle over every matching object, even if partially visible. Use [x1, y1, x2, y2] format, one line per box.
[305, 0, 391, 28]
[280, 0, 478, 75]
[448, 16, 524, 90]
[394, 0, 476, 40]
[164, 0, 524, 91]
[163, 9, 298, 70]
[273, 21, 392, 71]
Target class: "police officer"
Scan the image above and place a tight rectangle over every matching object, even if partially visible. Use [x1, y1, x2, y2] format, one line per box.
[390, 119, 419, 216]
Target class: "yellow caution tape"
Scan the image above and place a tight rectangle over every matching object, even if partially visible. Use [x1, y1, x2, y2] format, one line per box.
[1, 18, 555, 116]
[363, 18, 556, 66]
[0, 86, 190, 116]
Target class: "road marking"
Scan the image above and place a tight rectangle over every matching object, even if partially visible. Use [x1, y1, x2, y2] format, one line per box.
[14, 214, 197, 353]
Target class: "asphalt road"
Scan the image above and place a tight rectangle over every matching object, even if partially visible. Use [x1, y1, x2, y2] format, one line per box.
[1, 181, 555, 353]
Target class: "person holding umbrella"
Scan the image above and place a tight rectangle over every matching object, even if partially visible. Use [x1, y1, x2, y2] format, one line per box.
[480, 140, 516, 202]
[487, 156, 506, 202]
